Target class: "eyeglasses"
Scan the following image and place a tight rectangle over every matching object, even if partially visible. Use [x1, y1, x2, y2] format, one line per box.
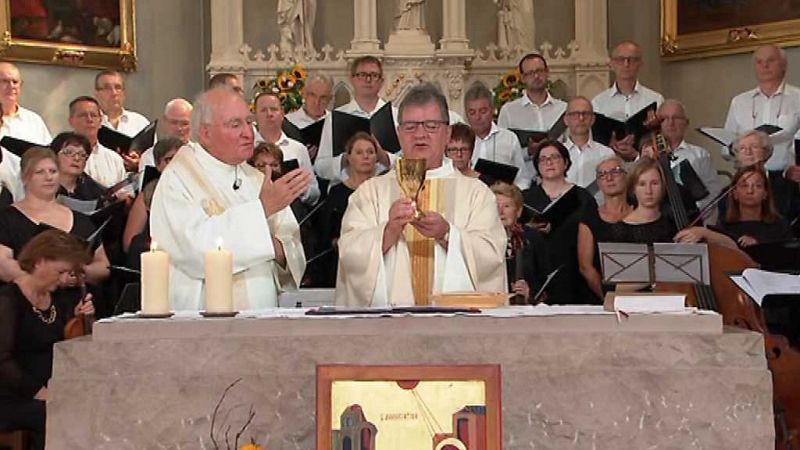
[399, 120, 448, 133]
[735, 145, 764, 154]
[521, 69, 547, 77]
[537, 154, 563, 165]
[353, 72, 382, 81]
[565, 111, 593, 118]
[596, 166, 625, 179]
[59, 146, 88, 161]
[215, 116, 255, 130]
[97, 83, 124, 92]
[611, 56, 642, 64]
[75, 111, 101, 120]
[446, 146, 471, 156]
[165, 117, 191, 128]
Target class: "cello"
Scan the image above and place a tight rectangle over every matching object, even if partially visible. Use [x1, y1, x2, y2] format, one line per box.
[647, 122, 800, 449]
[64, 283, 94, 339]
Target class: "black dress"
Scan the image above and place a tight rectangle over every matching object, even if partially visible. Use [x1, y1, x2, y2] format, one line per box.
[609, 214, 678, 244]
[0, 283, 79, 450]
[716, 218, 794, 245]
[579, 206, 621, 301]
[522, 184, 597, 304]
[0, 206, 96, 257]
[57, 174, 106, 201]
[314, 183, 356, 287]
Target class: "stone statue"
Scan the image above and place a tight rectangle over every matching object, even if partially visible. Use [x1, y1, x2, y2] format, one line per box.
[495, 0, 535, 50]
[277, 0, 316, 55]
[395, 0, 426, 31]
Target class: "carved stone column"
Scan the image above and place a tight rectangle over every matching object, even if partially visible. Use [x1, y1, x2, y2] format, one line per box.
[439, 0, 471, 53]
[349, 0, 381, 54]
[573, 0, 610, 99]
[208, 0, 245, 77]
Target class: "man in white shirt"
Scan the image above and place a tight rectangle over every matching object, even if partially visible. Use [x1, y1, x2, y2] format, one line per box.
[0, 62, 52, 201]
[658, 100, 724, 210]
[315, 56, 394, 183]
[724, 45, 800, 221]
[254, 91, 320, 206]
[497, 53, 567, 174]
[286, 73, 333, 128]
[592, 41, 664, 161]
[139, 98, 193, 171]
[68, 96, 127, 189]
[150, 87, 310, 311]
[562, 96, 614, 191]
[464, 83, 532, 189]
[286, 73, 333, 163]
[95, 70, 150, 172]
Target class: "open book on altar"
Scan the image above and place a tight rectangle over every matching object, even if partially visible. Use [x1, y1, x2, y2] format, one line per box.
[730, 268, 800, 306]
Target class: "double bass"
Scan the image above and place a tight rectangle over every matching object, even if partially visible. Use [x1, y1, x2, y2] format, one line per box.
[647, 123, 800, 449]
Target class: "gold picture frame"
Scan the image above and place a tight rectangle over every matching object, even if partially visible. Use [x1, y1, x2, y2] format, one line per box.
[0, 0, 136, 71]
[317, 364, 503, 450]
[660, 0, 800, 60]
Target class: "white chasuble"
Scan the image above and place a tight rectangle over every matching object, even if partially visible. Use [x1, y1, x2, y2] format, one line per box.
[335, 160, 507, 307]
[150, 142, 305, 311]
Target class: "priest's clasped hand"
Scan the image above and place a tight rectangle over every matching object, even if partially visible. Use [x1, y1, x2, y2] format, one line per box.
[260, 166, 313, 216]
[382, 198, 416, 252]
[411, 211, 450, 243]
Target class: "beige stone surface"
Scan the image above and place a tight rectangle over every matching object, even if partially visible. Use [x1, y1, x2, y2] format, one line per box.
[47, 315, 773, 449]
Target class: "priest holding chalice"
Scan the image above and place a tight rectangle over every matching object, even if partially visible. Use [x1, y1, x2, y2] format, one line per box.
[335, 83, 507, 307]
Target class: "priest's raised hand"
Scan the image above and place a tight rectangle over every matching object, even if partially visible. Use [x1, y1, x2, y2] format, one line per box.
[259, 166, 312, 216]
[382, 197, 415, 253]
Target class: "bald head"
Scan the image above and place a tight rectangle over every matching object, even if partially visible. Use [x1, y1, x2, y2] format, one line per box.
[609, 41, 643, 84]
[161, 98, 193, 143]
[0, 62, 22, 114]
[192, 88, 254, 165]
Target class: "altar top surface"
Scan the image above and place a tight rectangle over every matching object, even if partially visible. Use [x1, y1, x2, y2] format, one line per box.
[93, 305, 724, 341]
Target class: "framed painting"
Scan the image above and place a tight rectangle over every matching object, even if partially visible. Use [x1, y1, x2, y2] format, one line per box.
[317, 364, 503, 450]
[0, 0, 136, 71]
[660, 0, 800, 60]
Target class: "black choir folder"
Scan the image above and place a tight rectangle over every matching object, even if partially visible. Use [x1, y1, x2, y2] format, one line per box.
[523, 184, 580, 228]
[98, 120, 158, 155]
[0, 135, 41, 158]
[591, 102, 657, 147]
[282, 117, 325, 149]
[508, 112, 567, 147]
[474, 158, 518, 185]
[697, 124, 782, 148]
[331, 102, 400, 156]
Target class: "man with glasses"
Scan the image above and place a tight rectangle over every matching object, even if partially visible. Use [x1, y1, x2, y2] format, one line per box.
[497, 53, 566, 175]
[657, 99, 724, 210]
[592, 41, 663, 161]
[150, 87, 311, 311]
[464, 83, 532, 189]
[139, 98, 193, 171]
[95, 70, 150, 172]
[315, 56, 398, 183]
[68, 96, 128, 190]
[562, 96, 614, 191]
[0, 62, 52, 201]
[286, 74, 334, 162]
[335, 83, 506, 307]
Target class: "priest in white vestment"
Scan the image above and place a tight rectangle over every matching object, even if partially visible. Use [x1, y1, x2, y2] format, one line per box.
[335, 83, 507, 307]
[150, 88, 311, 311]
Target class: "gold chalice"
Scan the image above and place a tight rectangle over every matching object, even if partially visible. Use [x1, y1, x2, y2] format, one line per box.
[396, 158, 427, 219]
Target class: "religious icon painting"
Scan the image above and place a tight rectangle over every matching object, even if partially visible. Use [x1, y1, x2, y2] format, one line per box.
[316, 364, 503, 450]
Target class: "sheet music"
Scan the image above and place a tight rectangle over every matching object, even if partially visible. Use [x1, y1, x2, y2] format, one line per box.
[57, 195, 99, 215]
[731, 269, 800, 305]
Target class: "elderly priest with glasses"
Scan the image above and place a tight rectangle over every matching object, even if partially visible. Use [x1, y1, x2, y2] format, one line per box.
[149, 87, 311, 311]
[335, 83, 507, 307]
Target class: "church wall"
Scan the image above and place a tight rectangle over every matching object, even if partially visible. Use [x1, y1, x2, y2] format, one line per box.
[9, 0, 208, 134]
[608, 0, 800, 170]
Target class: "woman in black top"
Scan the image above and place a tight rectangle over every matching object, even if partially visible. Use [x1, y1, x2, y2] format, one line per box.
[718, 165, 794, 247]
[318, 132, 379, 286]
[0, 229, 94, 450]
[522, 140, 597, 304]
[616, 157, 735, 247]
[53, 132, 106, 201]
[0, 147, 109, 286]
[577, 156, 632, 301]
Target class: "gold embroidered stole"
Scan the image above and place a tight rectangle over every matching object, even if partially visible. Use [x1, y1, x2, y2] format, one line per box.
[403, 178, 443, 305]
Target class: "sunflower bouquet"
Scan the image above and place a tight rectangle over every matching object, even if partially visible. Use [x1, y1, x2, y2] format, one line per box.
[491, 69, 525, 116]
[253, 64, 308, 113]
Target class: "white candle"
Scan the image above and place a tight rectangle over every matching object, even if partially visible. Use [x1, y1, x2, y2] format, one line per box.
[204, 238, 233, 313]
[140, 241, 170, 315]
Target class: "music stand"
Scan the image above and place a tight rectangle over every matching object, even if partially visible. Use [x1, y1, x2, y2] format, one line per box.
[598, 242, 710, 285]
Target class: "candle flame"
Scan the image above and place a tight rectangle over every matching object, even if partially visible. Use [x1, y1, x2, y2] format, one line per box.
[150, 241, 158, 252]
[216, 237, 224, 250]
